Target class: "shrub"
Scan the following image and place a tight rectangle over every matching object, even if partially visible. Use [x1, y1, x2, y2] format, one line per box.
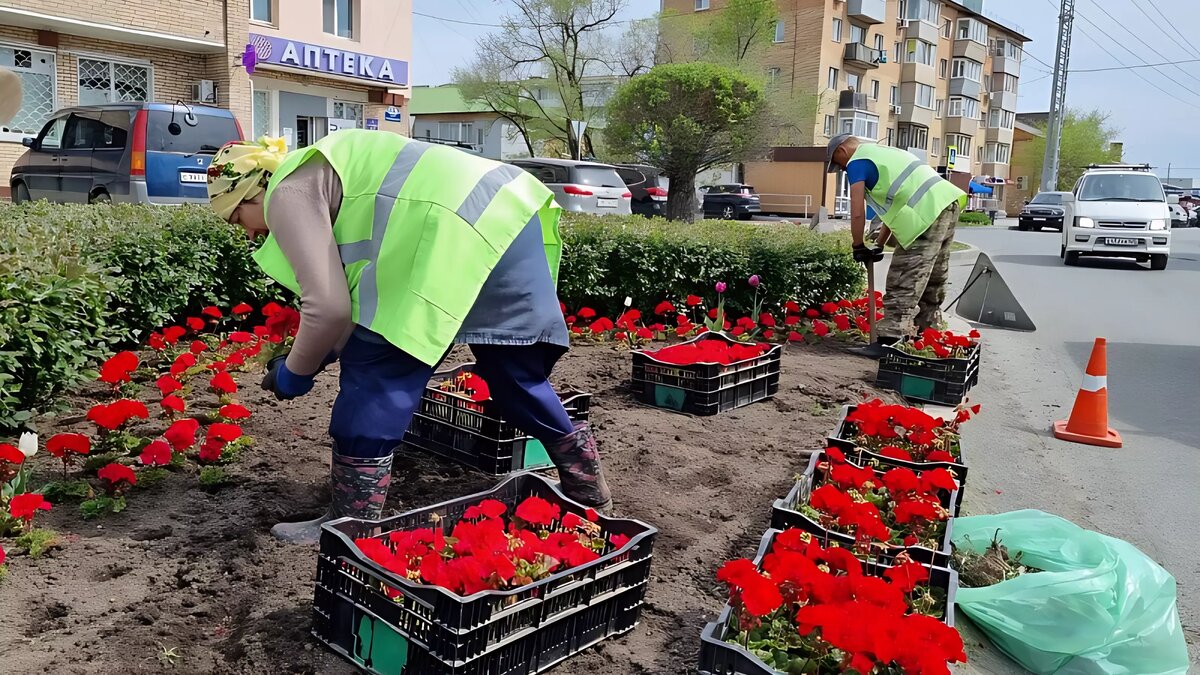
[558, 213, 864, 317]
[958, 211, 992, 225]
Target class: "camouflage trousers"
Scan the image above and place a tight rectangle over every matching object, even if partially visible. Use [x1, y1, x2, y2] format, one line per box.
[877, 202, 960, 337]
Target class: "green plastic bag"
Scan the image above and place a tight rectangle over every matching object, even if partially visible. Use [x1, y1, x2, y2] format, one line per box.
[953, 510, 1189, 675]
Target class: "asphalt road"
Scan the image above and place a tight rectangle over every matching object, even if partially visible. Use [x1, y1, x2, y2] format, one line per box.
[929, 222, 1200, 671]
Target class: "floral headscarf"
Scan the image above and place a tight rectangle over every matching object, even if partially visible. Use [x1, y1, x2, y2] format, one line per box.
[207, 136, 288, 221]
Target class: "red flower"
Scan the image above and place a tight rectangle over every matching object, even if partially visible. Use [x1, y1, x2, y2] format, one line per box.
[460, 372, 490, 402]
[99, 351, 139, 386]
[160, 395, 186, 414]
[561, 512, 583, 529]
[809, 484, 853, 516]
[654, 301, 676, 315]
[209, 371, 238, 394]
[189, 340, 209, 355]
[229, 331, 254, 344]
[577, 307, 596, 320]
[162, 325, 187, 344]
[879, 445, 914, 461]
[741, 573, 783, 617]
[783, 315, 800, 326]
[884, 560, 930, 593]
[830, 462, 876, 490]
[207, 423, 243, 443]
[219, 404, 252, 420]
[46, 433, 91, 458]
[9, 493, 51, 523]
[825, 447, 847, 464]
[730, 326, 745, 337]
[763, 330, 775, 340]
[812, 320, 830, 337]
[170, 352, 197, 378]
[611, 533, 631, 549]
[685, 294, 703, 307]
[833, 314, 852, 332]
[838, 299, 853, 309]
[882, 468, 921, 495]
[585, 507, 599, 522]
[147, 332, 167, 351]
[968, 329, 981, 339]
[0, 544, 5, 565]
[925, 450, 956, 463]
[98, 462, 137, 488]
[759, 313, 777, 328]
[636, 327, 654, 340]
[463, 499, 507, 520]
[264, 306, 301, 341]
[201, 306, 223, 319]
[804, 308, 820, 318]
[186, 317, 206, 331]
[920, 468, 959, 494]
[971, 403, 982, 415]
[821, 302, 839, 314]
[514, 496, 560, 526]
[0, 444, 24, 466]
[198, 439, 224, 463]
[164, 418, 200, 451]
[588, 317, 614, 333]
[784, 301, 801, 314]
[139, 440, 173, 467]
[156, 375, 183, 397]
[87, 399, 149, 431]
[261, 301, 283, 317]
[232, 302, 253, 315]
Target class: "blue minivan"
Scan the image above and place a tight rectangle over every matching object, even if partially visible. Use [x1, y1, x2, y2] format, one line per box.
[10, 103, 243, 205]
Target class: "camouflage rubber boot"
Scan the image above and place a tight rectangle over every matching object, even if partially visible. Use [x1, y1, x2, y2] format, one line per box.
[547, 422, 613, 514]
[270, 449, 394, 545]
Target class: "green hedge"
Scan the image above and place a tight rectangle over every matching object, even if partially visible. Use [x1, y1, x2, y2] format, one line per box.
[0, 204, 862, 431]
[958, 211, 992, 225]
[0, 202, 277, 429]
[558, 214, 863, 318]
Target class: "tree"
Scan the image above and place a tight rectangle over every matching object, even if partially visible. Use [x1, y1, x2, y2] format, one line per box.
[606, 63, 769, 221]
[453, 0, 626, 159]
[1018, 109, 1123, 191]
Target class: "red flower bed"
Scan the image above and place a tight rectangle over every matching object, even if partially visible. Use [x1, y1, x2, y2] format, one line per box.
[844, 398, 979, 463]
[645, 340, 769, 366]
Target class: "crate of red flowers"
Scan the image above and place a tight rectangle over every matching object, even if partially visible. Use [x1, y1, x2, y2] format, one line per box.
[631, 332, 782, 416]
[827, 400, 973, 514]
[402, 364, 591, 475]
[876, 329, 981, 406]
[313, 472, 656, 675]
[697, 527, 962, 675]
[770, 450, 958, 568]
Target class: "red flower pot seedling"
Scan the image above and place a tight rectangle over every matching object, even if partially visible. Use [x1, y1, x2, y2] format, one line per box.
[8, 493, 52, 529]
[164, 419, 200, 453]
[138, 440, 173, 468]
[86, 400, 149, 434]
[45, 433, 91, 479]
[0, 443, 25, 483]
[231, 302, 254, 317]
[98, 351, 139, 389]
[97, 463, 137, 496]
[845, 398, 977, 463]
[160, 395, 186, 416]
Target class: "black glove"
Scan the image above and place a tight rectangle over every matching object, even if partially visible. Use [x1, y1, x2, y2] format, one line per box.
[853, 244, 885, 264]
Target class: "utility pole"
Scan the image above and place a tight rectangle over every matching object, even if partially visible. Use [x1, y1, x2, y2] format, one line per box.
[1041, 0, 1076, 193]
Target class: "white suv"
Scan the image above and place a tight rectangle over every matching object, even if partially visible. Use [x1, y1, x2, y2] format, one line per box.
[1061, 164, 1171, 270]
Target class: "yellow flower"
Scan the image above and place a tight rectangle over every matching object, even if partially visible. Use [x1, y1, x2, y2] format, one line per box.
[258, 152, 283, 173]
[261, 136, 288, 155]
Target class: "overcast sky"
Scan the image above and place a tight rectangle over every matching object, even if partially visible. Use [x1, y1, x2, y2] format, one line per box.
[412, 0, 1200, 179]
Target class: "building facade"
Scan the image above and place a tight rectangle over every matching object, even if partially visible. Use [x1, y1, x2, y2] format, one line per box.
[1, 0, 411, 198]
[661, 0, 1029, 216]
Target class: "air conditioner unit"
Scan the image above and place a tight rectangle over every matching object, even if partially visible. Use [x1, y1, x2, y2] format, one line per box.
[892, 104, 903, 115]
[898, 18, 911, 28]
[191, 80, 216, 104]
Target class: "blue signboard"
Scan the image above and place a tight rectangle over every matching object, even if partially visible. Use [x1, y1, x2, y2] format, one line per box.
[384, 106, 402, 122]
[365, 118, 379, 130]
[248, 33, 409, 86]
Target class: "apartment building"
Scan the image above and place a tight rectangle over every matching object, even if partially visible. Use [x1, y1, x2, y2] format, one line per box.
[0, 0, 411, 198]
[661, 0, 1029, 216]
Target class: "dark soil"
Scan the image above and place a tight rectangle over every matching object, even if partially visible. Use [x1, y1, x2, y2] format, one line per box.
[0, 342, 887, 674]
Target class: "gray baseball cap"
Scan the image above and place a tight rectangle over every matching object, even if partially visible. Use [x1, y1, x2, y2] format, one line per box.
[825, 133, 854, 173]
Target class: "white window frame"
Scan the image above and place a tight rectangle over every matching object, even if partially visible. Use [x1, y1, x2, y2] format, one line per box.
[957, 18, 987, 44]
[915, 83, 935, 109]
[323, 0, 356, 39]
[849, 24, 866, 45]
[694, 0, 710, 10]
[774, 20, 785, 43]
[942, 19, 952, 38]
[824, 114, 835, 137]
[874, 34, 885, 52]
[251, 86, 277, 140]
[438, 121, 475, 145]
[871, 79, 880, 100]
[999, 73, 1019, 93]
[985, 142, 1011, 164]
[76, 53, 154, 106]
[838, 111, 880, 140]
[905, 0, 941, 26]
[831, 18, 843, 43]
[939, 59, 948, 79]
[898, 124, 929, 150]
[905, 39, 936, 67]
[847, 71, 861, 92]
[946, 133, 972, 158]
[932, 137, 942, 157]
[890, 85, 899, 105]
[894, 41, 901, 63]
[828, 67, 840, 90]
[250, 0, 275, 24]
[951, 57, 983, 82]
[0, 43, 57, 142]
[935, 98, 944, 118]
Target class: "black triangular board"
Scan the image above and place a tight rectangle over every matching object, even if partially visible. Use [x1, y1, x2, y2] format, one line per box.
[954, 252, 1037, 331]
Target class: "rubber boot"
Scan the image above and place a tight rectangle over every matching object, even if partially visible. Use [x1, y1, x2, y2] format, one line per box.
[851, 335, 901, 360]
[547, 422, 613, 514]
[270, 449, 393, 544]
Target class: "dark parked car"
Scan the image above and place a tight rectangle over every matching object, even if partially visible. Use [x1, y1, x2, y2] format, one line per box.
[702, 184, 761, 220]
[1017, 191, 1069, 231]
[614, 164, 669, 217]
[10, 102, 243, 205]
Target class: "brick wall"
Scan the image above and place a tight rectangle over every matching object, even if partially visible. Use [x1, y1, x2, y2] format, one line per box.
[4, 0, 227, 45]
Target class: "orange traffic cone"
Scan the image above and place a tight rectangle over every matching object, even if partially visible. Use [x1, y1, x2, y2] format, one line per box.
[1053, 338, 1122, 448]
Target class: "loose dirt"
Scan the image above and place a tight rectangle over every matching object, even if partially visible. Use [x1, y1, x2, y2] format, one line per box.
[0, 342, 886, 674]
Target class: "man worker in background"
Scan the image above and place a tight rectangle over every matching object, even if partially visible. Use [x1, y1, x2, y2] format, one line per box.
[826, 133, 968, 358]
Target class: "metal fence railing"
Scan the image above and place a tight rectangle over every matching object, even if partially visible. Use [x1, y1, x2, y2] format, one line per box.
[755, 193, 814, 217]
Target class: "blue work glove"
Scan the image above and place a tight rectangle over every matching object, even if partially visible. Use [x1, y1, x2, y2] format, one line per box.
[261, 354, 315, 400]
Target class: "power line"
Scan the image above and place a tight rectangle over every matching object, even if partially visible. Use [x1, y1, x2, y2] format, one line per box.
[1087, 0, 1200, 92]
[1073, 58, 1200, 73]
[1146, 0, 1200, 60]
[1126, 0, 1200, 62]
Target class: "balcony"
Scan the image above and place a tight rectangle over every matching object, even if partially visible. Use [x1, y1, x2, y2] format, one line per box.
[953, 40, 988, 62]
[985, 126, 1014, 144]
[993, 53, 1021, 77]
[847, 0, 887, 25]
[838, 89, 875, 113]
[949, 78, 982, 100]
[981, 163, 1010, 181]
[843, 43, 883, 70]
[898, 105, 934, 128]
[991, 90, 1018, 111]
[900, 61, 937, 86]
[904, 20, 940, 44]
[943, 115, 980, 136]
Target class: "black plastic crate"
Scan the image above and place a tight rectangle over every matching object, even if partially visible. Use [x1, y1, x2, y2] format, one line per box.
[876, 343, 980, 406]
[697, 528, 958, 675]
[313, 472, 657, 675]
[770, 452, 956, 567]
[630, 332, 782, 416]
[402, 363, 591, 475]
[827, 405, 968, 515]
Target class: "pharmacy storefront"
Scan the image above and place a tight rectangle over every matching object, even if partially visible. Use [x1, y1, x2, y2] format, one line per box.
[246, 33, 408, 149]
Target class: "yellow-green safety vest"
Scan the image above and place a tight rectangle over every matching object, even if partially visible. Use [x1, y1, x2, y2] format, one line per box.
[253, 130, 563, 366]
[852, 144, 967, 248]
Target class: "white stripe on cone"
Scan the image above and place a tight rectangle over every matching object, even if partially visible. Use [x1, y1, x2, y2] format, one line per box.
[1081, 374, 1108, 392]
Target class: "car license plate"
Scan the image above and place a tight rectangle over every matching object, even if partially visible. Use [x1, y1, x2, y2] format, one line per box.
[1032, 217, 1045, 221]
[179, 172, 207, 184]
[1105, 237, 1138, 246]
[597, 198, 618, 208]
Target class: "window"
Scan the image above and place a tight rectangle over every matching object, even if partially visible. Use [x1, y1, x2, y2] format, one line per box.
[905, 0, 941, 25]
[983, 74, 992, 91]
[996, 39, 1022, 60]
[905, 39, 935, 66]
[998, 73, 1019, 93]
[897, 123, 929, 150]
[767, 67, 781, 84]
[1077, 173, 1165, 202]
[850, 24, 866, 44]
[824, 115, 835, 137]
[847, 72, 861, 92]
[828, 67, 840, 90]
[988, 108, 1015, 129]
[871, 79, 880, 100]
[935, 98, 944, 118]
[831, 18, 842, 42]
[838, 111, 880, 140]
[332, 101, 364, 127]
[694, 0, 710, 9]
[874, 34, 884, 52]
[78, 58, 150, 106]
[956, 18, 987, 44]
[985, 142, 1011, 164]
[939, 59, 947, 78]
[915, 83, 935, 109]
[37, 116, 67, 150]
[886, 128, 894, 146]
[951, 58, 983, 81]
[942, 19, 952, 38]
[252, 89, 272, 139]
[894, 42, 901, 63]
[945, 133, 972, 158]
[947, 97, 961, 117]
[947, 96, 978, 118]
[0, 47, 56, 138]
[250, 0, 272, 23]
[773, 20, 785, 43]
[438, 122, 475, 144]
[323, 0, 355, 39]
[932, 137, 942, 156]
[890, 85, 899, 105]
